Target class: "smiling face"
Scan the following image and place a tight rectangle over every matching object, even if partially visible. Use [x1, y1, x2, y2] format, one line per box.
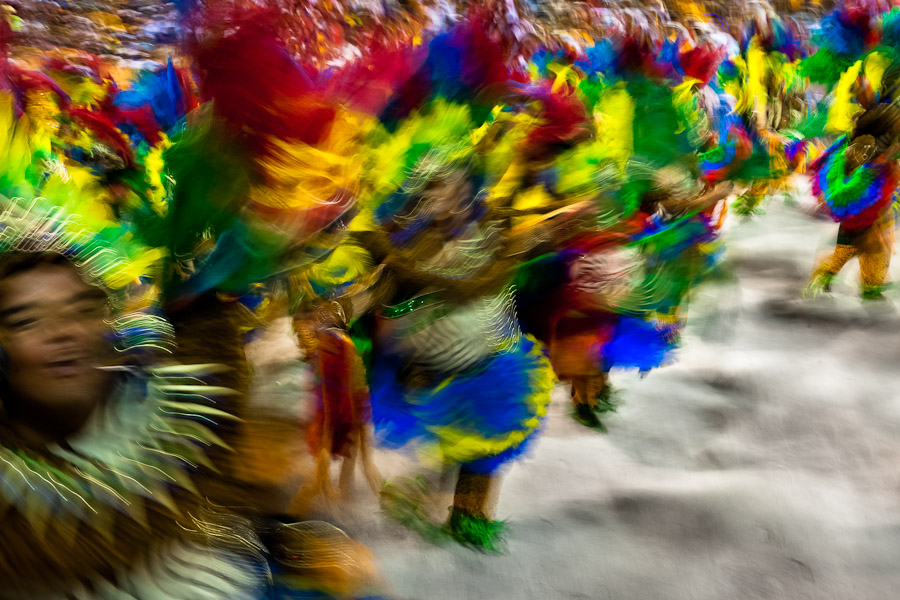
[0, 257, 112, 441]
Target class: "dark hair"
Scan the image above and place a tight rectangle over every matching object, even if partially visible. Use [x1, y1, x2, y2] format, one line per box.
[0, 252, 75, 283]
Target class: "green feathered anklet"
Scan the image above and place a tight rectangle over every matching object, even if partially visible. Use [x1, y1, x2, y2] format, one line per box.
[380, 477, 447, 545]
[732, 194, 765, 217]
[572, 402, 606, 431]
[803, 271, 835, 299]
[861, 283, 888, 301]
[445, 509, 508, 554]
[593, 384, 617, 415]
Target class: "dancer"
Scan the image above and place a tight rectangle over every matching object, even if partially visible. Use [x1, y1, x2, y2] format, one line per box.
[512, 21, 734, 429]
[802, 5, 900, 300]
[518, 233, 653, 429]
[0, 202, 388, 600]
[0, 195, 263, 597]
[806, 105, 900, 299]
[348, 85, 588, 550]
[720, 9, 809, 215]
[0, 10, 393, 598]
[290, 244, 384, 506]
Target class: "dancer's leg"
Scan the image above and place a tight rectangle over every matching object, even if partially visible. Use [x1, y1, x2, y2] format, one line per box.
[591, 372, 614, 413]
[339, 445, 357, 499]
[857, 217, 894, 298]
[570, 376, 603, 428]
[452, 468, 494, 519]
[734, 181, 769, 216]
[447, 466, 505, 551]
[359, 426, 384, 497]
[807, 240, 857, 296]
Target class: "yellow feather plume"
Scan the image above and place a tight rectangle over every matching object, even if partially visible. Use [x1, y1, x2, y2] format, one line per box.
[827, 60, 863, 134]
[595, 83, 634, 172]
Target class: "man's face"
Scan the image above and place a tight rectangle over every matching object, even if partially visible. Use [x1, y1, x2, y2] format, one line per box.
[424, 170, 473, 235]
[0, 264, 111, 433]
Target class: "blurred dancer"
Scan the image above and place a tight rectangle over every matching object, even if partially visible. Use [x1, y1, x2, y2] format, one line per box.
[0, 240, 388, 599]
[802, 6, 900, 300]
[807, 103, 900, 300]
[0, 215, 271, 598]
[293, 295, 382, 505]
[720, 10, 808, 215]
[518, 234, 651, 429]
[347, 108, 588, 549]
[357, 177, 558, 551]
[0, 8, 393, 598]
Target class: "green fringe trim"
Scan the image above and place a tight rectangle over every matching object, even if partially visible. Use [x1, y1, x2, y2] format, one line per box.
[732, 194, 765, 217]
[380, 477, 448, 545]
[380, 478, 510, 553]
[803, 271, 835, 299]
[862, 283, 888, 300]
[445, 509, 508, 554]
[593, 384, 617, 415]
[572, 403, 606, 431]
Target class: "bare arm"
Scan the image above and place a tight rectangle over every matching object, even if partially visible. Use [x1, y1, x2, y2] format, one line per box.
[659, 181, 733, 216]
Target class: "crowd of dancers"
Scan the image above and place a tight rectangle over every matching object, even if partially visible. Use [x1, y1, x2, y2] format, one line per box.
[0, 0, 899, 597]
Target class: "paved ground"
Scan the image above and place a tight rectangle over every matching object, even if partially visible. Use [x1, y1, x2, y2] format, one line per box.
[241, 188, 900, 599]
